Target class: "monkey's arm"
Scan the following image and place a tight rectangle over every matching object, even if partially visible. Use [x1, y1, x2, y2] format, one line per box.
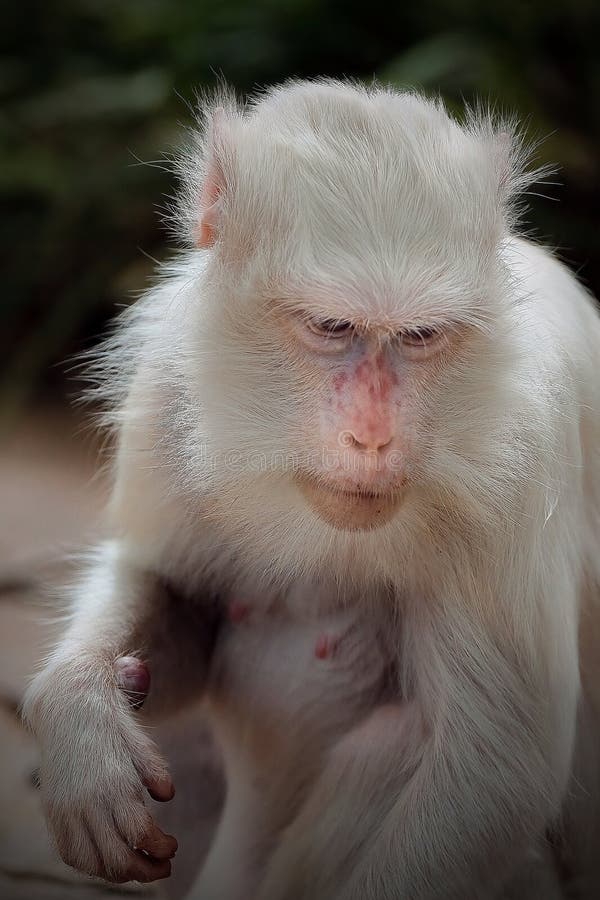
[22, 537, 218, 884]
[257, 568, 579, 900]
[22, 390, 220, 884]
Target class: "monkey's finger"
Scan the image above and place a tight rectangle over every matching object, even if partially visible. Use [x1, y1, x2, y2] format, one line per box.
[114, 657, 150, 709]
[143, 773, 175, 802]
[125, 731, 174, 801]
[135, 822, 178, 860]
[112, 799, 175, 861]
[83, 812, 172, 884]
[56, 814, 133, 884]
[127, 852, 172, 883]
[54, 816, 105, 880]
[103, 841, 173, 883]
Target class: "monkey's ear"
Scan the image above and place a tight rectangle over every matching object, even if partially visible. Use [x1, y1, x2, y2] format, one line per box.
[195, 108, 229, 250]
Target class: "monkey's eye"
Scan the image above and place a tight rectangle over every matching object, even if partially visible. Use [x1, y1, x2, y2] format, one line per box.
[306, 318, 354, 339]
[399, 326, 442, 347]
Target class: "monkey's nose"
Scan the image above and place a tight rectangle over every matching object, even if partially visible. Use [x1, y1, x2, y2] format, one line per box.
[343, 426, 394, 453]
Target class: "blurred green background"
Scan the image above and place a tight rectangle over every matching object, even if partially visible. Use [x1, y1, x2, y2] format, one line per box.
[3, 0, 600, 414]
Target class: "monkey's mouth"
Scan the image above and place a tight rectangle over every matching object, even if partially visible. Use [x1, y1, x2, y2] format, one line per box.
[295, 473, 404, 531]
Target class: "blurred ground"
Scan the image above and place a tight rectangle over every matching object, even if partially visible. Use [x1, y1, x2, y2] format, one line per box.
[0, 407, 224, 900]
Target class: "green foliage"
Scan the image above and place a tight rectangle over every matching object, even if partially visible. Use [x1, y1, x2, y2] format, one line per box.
[3, 0, 600, 406]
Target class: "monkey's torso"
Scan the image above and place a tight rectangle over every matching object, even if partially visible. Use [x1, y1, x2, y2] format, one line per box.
[195, 593, 395, 898]
[210, 598, 392, 747]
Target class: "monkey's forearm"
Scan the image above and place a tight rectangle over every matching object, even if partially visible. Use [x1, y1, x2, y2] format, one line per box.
[21, 539, 196, 883]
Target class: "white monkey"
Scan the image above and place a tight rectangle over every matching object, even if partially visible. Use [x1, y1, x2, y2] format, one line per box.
[23, 80, 600, 900]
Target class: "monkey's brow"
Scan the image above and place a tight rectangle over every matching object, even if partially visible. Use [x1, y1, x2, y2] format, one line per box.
[270, 295, 487, 335]
[265, 283, 491, 333]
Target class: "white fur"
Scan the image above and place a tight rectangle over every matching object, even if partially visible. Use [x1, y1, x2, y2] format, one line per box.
[24, 80, 600, 899]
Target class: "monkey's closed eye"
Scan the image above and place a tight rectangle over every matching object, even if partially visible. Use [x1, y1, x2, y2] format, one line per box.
[306, 318, 354, 339]
[399, 326, 442, 347]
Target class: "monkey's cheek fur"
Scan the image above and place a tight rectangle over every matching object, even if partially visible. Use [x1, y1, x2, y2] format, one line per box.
[296, 476, 403, 531]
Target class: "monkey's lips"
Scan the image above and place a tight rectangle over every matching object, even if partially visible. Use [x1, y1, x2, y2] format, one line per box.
[296, 474, 404, 531]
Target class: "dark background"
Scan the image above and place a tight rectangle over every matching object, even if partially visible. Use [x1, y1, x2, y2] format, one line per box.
[2, 0, 600, 419]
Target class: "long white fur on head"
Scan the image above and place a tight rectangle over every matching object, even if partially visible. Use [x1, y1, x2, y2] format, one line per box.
[180, 80, 540, 330]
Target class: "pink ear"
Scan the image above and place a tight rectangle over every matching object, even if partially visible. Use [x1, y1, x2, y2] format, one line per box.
[195, 158, 223, 248]
[195, 108, 228, 250]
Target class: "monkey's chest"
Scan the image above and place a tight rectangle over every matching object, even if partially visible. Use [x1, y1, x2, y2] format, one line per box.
[207, 607, 391, 748]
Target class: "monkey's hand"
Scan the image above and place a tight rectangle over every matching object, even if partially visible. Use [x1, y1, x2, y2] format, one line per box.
[23, 654, 178, 884]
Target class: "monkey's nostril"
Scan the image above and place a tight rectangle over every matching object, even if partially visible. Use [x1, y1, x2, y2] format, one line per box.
[376, 435, 394, 452]
[347, 432, 394, 453]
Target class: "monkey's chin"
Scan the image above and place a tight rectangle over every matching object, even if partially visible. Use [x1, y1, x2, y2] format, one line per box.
[296, 476, 403, 531]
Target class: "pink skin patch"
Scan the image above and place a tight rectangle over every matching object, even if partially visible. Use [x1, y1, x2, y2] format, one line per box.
[114, 656, 150, 706]
[327, 351, 397, 454]
[314, 634, 339, 660]
[227, 600, 250, 624]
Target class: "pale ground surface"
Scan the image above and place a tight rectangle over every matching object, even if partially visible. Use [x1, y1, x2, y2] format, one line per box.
[0, 407, 224, 900]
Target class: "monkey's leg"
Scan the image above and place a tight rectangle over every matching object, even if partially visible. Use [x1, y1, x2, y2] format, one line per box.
[256, 704, 566, 900]
[22, 539, 217, 884]
[255, 596, 577, 900]
[500, 841, 565, 900]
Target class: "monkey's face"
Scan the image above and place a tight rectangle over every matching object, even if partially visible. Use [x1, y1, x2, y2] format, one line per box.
[276, 308, 476, 532]
[189, 250, 506, 542]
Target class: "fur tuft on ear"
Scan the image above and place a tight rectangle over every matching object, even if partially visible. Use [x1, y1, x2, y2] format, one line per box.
[464, 107, 556, 230]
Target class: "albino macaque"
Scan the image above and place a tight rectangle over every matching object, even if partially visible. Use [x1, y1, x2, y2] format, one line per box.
[23, 80, 600, 900]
